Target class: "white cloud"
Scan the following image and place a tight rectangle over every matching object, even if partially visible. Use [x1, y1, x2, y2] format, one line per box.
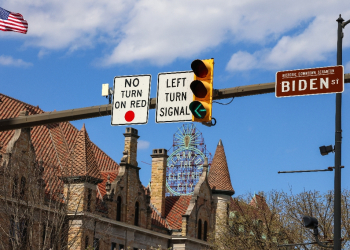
[226, 51, 258, 71]
[38, 49, 51, 58]
[225, 13, 350, 71]
[1, 0, 350, 68]
[345, 61, 350, 74]
[0, 55, 32, 67]
[138, 140, 150, 150]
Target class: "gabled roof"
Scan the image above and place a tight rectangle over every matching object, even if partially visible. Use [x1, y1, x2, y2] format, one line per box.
[61, 124, 101, 180]
[98, 171, 118, 198]
[150, 203, 170, 230]
[208, 139, 234, 194]
[164, 196, 192, 229]
[249, 194, 269, 212]
[149, 195, 192, 230]
[0, 93, 119, 195]
[229, 194, 270, 221]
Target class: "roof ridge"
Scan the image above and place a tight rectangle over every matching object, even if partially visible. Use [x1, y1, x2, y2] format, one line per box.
[150, 202, 162, 218]
[81, 125, 101, 177]
[0, 93, 44, 113]
[149, 203, 171, 229]
[90, 139, 119, 167]
[62, 128, 80, 169]
[59, 123, 70, 161]
[47, 126, 63, 170]
[65, 125, 100, 179]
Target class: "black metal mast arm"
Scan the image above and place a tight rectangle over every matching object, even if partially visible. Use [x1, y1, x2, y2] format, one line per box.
[342, 19, 350, 28]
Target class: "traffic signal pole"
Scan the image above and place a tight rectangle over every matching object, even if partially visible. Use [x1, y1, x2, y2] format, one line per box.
[333, 15, 343, 250]
[334, 14, 350, 250]
[0, 76, 349, 132]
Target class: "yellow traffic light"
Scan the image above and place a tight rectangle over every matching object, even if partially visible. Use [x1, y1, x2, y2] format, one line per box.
[189, 58, 214, 122]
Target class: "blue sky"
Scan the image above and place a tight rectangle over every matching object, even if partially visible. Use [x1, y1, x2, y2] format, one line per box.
[1, 0, 350, 197]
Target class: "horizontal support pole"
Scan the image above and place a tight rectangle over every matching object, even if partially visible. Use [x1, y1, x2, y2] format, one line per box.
[278, 166, 344, 173]
[278, 169, 333, 173]
[278, 240, 333, 247]
[1, 74, 349, 132]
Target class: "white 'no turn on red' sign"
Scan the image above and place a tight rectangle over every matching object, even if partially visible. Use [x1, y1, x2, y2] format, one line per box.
[111, 75, 151, 126]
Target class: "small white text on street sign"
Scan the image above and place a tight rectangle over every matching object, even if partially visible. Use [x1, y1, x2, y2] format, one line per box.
[276, 65, 344, 97]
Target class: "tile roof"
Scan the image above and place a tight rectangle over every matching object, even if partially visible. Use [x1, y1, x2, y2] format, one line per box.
[150, 195, 192, 230]
[61, 124, 101, 180]
[208, 139, 234, 193]
[229, 195, 270, 220]
[150, 203, 170, 230]
[249, 194, 269, 212]
[164, 196, 192, 229]
[0, 93, 119, 197]
[98, 171, 118, 198]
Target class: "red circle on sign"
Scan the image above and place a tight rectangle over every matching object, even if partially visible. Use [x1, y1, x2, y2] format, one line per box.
[125, 111, 135, 122]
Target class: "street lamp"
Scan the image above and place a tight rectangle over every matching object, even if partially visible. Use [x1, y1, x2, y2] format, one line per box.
[302, 216, 333, 248]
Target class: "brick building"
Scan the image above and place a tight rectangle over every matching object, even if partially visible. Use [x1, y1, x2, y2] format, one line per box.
[0, 94, 235, 250]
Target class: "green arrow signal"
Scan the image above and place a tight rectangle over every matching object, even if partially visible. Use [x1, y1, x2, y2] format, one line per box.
[195, 105, 206, 117]
[189, 101, 207, 119]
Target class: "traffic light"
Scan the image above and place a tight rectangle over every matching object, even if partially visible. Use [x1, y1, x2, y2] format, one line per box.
[303, 216, 318, 229]
[189, 58, 214, 123]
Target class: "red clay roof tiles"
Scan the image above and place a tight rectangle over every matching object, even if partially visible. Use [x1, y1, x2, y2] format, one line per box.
[164, 196, 192, 229]
[98, 171, 118, 198]
[150, 204, 169, 230]
[1, 93, 198, 231]
[0, 93, 119, 197]
[208, 139, 234, 193]
[62, 124, 101, 180]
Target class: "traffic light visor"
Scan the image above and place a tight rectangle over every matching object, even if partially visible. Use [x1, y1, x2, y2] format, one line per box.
[190, 80, 207, 98]
[191, 59, 208, 78]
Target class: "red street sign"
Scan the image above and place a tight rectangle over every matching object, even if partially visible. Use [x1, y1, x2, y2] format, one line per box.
[276, 65, 344, 97]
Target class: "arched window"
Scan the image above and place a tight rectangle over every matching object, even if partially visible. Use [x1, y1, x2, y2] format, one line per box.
[116, 196, 122, 221]
[12, 175, 18, 198]
[20, 177, 26, 199]
[134, 201, 139, 226]
[198, 219, 202, 240]
[203, 221, 208, 241]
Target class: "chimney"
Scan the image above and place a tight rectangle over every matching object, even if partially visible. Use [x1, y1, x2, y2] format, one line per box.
[150, 148, 168, 217]
[123, 127, 139, 167]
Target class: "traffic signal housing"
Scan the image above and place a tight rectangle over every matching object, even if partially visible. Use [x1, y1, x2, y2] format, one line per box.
[303, 216, 318, 229]
[189, 59, 214, 122]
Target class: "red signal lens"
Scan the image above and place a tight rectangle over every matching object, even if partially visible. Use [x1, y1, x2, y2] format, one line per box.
[191, 59, 208, 78]
[190, 80, 207, 98]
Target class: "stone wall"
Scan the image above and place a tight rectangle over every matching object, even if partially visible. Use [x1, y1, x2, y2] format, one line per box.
[107, 127, 151, 234]
[183, 161, 212, 241]
[64, 182, 97, 213]
[123, 127, 139, 167]
[212, 193, 230, 239]
[150, 148, 168, 217]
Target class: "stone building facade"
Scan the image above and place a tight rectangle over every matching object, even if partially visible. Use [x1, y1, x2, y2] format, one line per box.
[0, 93, 235, 250]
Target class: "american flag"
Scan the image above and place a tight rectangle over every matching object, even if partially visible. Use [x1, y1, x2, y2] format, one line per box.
[0, 7, 28, 34]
